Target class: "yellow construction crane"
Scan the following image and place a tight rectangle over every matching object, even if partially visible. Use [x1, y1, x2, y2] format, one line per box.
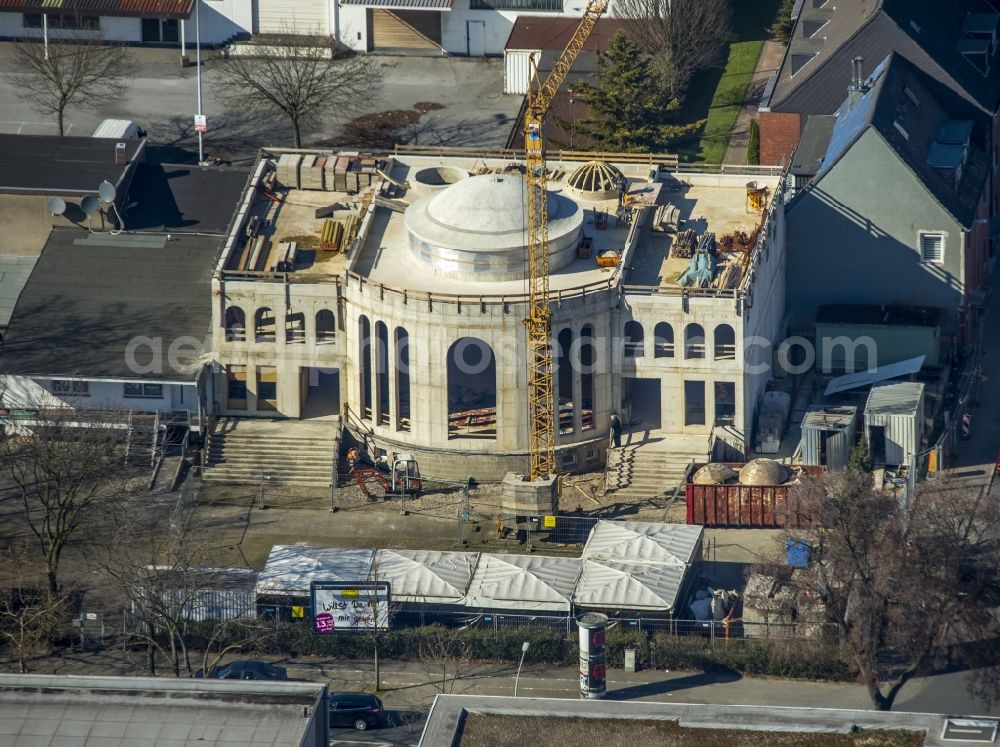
[524, 0, 608, 481]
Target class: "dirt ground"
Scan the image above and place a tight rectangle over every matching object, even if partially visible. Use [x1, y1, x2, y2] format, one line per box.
[458, 714, 923, 747]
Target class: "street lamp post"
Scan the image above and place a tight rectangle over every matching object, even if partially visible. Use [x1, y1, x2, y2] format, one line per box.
[513, 641, 530, 697]
[195, 0, 204, 164]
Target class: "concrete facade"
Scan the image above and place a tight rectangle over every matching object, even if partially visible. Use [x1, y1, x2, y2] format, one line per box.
[209, 151, 786, 481]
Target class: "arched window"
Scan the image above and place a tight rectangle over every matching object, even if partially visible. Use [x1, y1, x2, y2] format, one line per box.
[254, 307, 275, 342]
[557, 328, 574, 435]
[684, 323, 705, 359]
[285, 309, 305, 343]
[395, 327, 411, 432]
[624, 321, 644, 358]
[714, 324, 736, 360]
[375, 321, 390, 426]
[315, 309, 336, 343]
[224, 306, 245, 342]
[447, 337, 497, 440]
[358, 315, 372, 420]
[580, 324, 595, 431]
[653, 322, 674, 358]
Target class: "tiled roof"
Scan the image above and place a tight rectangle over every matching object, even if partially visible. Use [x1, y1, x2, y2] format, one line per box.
[0, 0, 193, 18]
[505, 16, 625, 51]
[340, 0, 452, 8]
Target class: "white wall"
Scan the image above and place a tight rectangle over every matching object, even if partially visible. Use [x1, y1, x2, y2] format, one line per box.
[257, 0, 329, 34]
[198, 0, 253, 43]
[0, 12, 140, 42]
[1, 375, 196, 414]
[339, 4, 367, 50]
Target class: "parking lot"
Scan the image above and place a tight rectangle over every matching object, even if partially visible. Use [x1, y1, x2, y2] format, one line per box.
[0, 45, 521, 161]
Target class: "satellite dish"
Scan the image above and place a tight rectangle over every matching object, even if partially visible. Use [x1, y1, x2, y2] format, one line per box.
[98, 180, 117, 204]
[47, 196, 66, 216]
[81, 195, 100, 216]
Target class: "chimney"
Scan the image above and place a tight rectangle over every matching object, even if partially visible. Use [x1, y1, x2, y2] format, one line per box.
[850, 57, 864, 91]
[115, 141, 127, 167]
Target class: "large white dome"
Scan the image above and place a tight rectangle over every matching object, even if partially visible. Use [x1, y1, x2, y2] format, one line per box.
[404, 173, 583, 281]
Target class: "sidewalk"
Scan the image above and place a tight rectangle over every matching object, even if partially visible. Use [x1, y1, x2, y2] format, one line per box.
[723, 40, 785, 165]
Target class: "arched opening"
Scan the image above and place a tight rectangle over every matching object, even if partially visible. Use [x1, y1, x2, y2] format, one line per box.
[224, 306, 245, 342]
[580, 325, 595, 431]
[358, 315, 372, 420]
[684, 323, 705, 359]
[285, 309, 305, 343]
[395, 327, 411, 432]
[714, 324, 736, 360]
[624, 321, 644, 358]
[375, 321, 390, 426]
[447, 337, 496, 440]
[653, 322, 674, 358]
[557, 328, 575, 435]
[254, 307, 275, 342]
[315, 309, 336, 343]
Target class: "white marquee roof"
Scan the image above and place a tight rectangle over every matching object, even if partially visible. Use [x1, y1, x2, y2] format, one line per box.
[374, 549, 477, 604]
[582, 521, 703, 566]
[255, 545, 374, 596]
[462, 553, 583, 612]
[573, 559, 687, 613]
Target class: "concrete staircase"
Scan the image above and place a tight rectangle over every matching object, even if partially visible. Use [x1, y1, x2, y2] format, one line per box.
[201, 418, 339, 487]
[605, 437, 707, 501]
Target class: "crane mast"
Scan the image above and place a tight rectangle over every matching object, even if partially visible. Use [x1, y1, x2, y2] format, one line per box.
[524, 0, 608, 480]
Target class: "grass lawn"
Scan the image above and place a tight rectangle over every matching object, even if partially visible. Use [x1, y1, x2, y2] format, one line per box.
[669, 0, 781, 163]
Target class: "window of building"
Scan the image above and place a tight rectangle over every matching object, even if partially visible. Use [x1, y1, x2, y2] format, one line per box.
[470, 0, 561, 10]
[254, 307, 276, 342]
[623, 321, 644, 358]
[25, 13, 99, 29]
[123, 383, 163, 398]
[226, 365, 247, 409]
[893, 121, 910, 140]
[580, 325, 595, 431]
[395, 327, 411, 432]
[315, 309, 336, 343]
[224, 306, 245, 342]
[51, 380, 89, 397]
[447, 337, 497, 440]
[359, 315, 372, 420]
[903, 85, 920, 107]
[285, 311, 305, 343]
[713, 324, 736, 361]
[653, 322, 674, 358]
[375, 321, 390, 426]
[684, 380, 705, 426]
[256, 366, 277, 411]
[684, 323, 705, 359]
[715, 381, 736, 422]
[919, 232, 945, 263]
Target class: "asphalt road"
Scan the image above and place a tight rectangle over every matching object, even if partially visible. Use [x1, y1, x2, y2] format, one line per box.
[0, 45, 521, 162]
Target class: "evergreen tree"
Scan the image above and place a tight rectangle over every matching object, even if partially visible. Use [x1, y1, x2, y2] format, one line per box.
[569, 30, 701, 152]
[746, 118, 761, 165]
[848, 438, 873, 475]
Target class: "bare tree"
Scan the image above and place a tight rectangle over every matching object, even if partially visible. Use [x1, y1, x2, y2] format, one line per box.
[783, 472, 1000, 710]
[213, 31, 383, 148]
[0, 409, 134, 596]
[0, 543, 67, 673]
[419, 625, 475, 695]
[615, 0, 731, 101]
[95, 505, 267, 678]
[5, 34, 133, 136]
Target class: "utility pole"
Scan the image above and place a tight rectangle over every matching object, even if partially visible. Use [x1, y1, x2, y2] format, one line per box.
[195, 0, 204, 164]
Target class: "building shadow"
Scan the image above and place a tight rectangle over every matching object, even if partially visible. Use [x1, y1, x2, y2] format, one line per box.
[607, 669, 743, 700]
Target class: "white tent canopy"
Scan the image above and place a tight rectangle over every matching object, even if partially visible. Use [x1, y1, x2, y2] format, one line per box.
[462, 553, 583, 612]
[374, 549, 477, 604]
[255, 546, 374, 596]
[582, 521, 703, 566]
[573, 559, 687, 613]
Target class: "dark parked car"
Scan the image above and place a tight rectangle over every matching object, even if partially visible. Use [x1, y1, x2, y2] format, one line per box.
[328, 691, 383, 731]
[194, 660, 288, 681]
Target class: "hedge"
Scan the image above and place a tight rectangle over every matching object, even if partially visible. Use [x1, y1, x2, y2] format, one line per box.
[250, 622, 854, 682]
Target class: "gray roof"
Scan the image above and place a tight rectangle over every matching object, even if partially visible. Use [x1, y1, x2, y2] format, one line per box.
[790, 115, 836, 176]
[0, 674, 324, 747]
[801, 405, 857, 431]
[767, 0, 1000, 122]
[121, 164, 250, 234]
[0, 230, 221, 380]
[794, 53, 990, 228]
[0, 134, 143, 195]
[0, 255, 38, 328]
[865, 381, 925, 416]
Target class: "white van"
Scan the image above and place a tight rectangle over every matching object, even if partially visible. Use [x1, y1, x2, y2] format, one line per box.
[92, 119, 144, 140]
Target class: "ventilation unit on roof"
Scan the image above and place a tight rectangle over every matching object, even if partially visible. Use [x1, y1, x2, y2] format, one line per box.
[958, 12, 998, 76]
[927, 120, 973, 189]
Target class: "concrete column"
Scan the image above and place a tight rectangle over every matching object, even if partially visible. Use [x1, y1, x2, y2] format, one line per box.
[180, 18, 186, 58]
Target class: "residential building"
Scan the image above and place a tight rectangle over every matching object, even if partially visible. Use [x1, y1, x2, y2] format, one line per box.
[758, 0, 1000, 206]
[785, 54, 991, 342]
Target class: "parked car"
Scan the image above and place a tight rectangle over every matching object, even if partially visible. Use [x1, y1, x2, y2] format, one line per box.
[194, 660, 287, 681]
[328, 691, 383, 731]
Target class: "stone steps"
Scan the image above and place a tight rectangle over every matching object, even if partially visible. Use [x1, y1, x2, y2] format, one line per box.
[605, 444, 699, 499]
[202, 422, 337, 487]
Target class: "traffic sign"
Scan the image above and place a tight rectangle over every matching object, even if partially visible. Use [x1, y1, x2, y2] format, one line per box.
[194, 114, 207, 133]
